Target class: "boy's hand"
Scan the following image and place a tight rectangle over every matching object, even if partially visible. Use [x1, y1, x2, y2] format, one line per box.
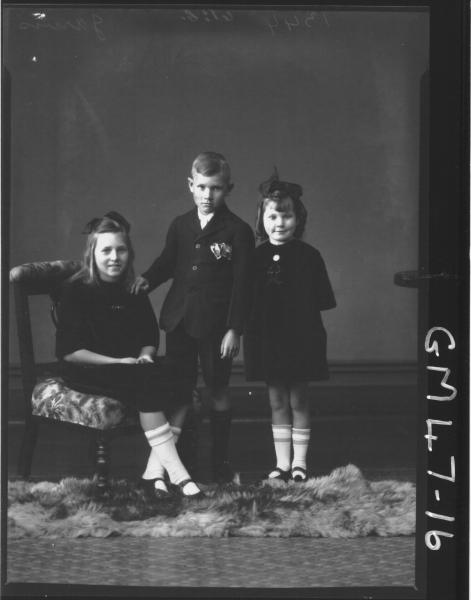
[220, 329, 240, 359]
[131, 276, 150, 294]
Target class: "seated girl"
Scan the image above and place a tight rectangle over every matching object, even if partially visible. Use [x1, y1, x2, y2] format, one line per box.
[56, 211, 202, 498]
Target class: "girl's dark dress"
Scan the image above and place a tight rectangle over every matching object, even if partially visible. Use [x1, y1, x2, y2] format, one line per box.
[244, 239, 336, 383]
[56, 279, 191, 412]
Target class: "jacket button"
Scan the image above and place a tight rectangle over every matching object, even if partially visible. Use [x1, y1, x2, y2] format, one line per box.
[192, 265, 198, 271]
[195, 243, 201, 249]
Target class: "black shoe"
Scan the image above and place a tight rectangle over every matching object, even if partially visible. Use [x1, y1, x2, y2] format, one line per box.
[291, 467, 308, 482]
[265, 467, 291, 482]
[213, 461, 235, 484]
[138, 477, 169, 496]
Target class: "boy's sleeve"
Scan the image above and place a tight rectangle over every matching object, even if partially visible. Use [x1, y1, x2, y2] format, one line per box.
[142, 218, 179, 291]
[226, 221, 256, 334]
[315, 251, 336, 311]
[55, 285, 92, 358]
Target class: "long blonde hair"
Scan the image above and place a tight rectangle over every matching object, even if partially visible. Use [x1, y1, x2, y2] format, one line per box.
[71, 212, 135, 289]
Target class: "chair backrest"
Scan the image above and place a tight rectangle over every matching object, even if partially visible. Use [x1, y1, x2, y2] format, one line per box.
[10, 260, 83, 410]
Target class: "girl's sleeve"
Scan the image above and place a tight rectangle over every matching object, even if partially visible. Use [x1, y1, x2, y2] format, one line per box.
[314, 251, 337, 311]
[134, 295, 160, 350]
[55, 284, 92, 358]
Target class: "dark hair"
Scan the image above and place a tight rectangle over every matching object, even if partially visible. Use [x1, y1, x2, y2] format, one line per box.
[71, 212, 135, 288]
[191, 151, 231, 183]
[255, 193, 308, 242]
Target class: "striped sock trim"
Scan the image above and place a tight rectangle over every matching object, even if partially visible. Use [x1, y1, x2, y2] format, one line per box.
[171, 426, 182, 443]
[145, 423, 173, 447]
[272, 424, 292, 442]
[292, 428, 310, 443]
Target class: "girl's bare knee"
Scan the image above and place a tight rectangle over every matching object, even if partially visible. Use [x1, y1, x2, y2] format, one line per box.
[270, 397, 289, 413]
[290, 397, 308, 411]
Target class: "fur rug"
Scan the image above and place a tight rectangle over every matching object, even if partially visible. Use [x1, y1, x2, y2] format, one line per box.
[8, 464, 415, 539]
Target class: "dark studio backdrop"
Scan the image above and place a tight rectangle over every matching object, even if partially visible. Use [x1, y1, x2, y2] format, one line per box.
[5, 7, 429, 373]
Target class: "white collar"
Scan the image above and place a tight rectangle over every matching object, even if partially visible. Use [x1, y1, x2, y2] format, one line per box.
[197, 211, 215, 228]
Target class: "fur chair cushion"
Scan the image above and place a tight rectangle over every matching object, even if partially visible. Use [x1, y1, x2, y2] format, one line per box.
[32, 377, 137, 430]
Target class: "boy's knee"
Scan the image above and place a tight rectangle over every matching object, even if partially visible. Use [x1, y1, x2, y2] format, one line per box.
[208, 383, 228, 396]
[208, 385, 230, 411]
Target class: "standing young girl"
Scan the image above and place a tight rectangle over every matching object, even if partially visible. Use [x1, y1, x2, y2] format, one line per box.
[244, 172, 336, 482]
[56, 211, 202, 497]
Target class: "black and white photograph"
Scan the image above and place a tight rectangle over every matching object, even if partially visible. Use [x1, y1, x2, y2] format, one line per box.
[2, 1, 468, 598]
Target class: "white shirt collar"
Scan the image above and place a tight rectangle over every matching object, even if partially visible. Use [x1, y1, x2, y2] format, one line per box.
[197, 211, 215, 229]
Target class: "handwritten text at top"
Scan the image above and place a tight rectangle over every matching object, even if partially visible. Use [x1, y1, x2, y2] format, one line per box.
[19, 14, 105, 42]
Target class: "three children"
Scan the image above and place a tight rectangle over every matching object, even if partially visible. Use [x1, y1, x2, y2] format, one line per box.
[94, 154, 335, 487]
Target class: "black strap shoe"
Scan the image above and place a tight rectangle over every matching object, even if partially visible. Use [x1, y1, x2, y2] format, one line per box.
[266, 467, 291, 482]
[291, 467, 308, 482]
[138, 477, 169, 496]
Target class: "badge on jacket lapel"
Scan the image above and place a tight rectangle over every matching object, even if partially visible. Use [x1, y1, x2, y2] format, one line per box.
[210, 242, 232, 260]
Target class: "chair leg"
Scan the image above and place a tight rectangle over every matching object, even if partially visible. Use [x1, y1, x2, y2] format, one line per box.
[17, 418, 39, 479]
[93, 432, 109, 490]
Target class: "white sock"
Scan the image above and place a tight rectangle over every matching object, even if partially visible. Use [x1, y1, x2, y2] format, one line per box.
[292, 427, 311, 472]
[271, 424, 292, 474]
[142, 426, 182, 481]
[144, 423, 190, 486]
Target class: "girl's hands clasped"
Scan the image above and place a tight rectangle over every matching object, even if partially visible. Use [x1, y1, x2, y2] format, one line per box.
[121, 352, 155, 365]
[136, 355, 154, 364]
[120, 356, 154, 364]
[120, 357, 139, 364]
[136, 346, 156, 364]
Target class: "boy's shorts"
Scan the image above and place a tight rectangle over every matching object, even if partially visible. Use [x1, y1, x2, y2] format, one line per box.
[166, 321, 233, 389]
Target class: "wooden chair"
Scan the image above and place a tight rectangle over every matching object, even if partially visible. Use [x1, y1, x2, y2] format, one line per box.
[10, 260, 200, 488]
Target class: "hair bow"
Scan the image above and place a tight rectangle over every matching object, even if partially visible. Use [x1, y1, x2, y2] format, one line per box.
[104, 211, 131, 233]
[258, 167, 303, 200]
[82, 211, 131, 234]
[82, 217, 101, 234]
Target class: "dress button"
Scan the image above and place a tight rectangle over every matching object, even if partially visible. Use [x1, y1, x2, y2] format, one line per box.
[192, 265, 198, 271]
[195, 243, 201, 249]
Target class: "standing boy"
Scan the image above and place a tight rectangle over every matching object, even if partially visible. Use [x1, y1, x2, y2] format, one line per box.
[133, 152, 255, 483]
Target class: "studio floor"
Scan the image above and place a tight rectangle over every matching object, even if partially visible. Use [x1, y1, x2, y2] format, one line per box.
[5, 383, 419, 596]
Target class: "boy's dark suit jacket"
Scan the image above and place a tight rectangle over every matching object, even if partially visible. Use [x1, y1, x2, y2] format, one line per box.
[143, 204, 255, 339]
